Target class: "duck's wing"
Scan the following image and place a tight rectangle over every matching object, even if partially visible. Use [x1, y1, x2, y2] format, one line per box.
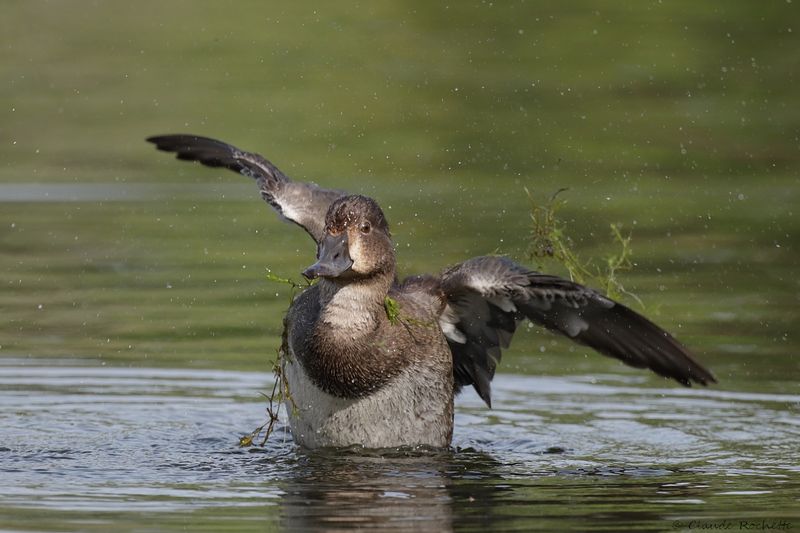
[146, 134, 344, 242]
[439, 255, 716, 407]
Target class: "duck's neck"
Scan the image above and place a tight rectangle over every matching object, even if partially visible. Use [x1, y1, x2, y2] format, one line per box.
[317, 273, 394, 334]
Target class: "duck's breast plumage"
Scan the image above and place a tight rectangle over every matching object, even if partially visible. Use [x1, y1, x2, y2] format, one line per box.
[282, 282, 454, 449]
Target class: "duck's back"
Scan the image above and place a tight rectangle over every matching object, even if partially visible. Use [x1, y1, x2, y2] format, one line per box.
[282, 280, 454, 448]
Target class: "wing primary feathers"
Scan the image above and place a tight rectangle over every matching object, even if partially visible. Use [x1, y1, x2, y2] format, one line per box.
[146, 134, 344, 242]
[440, 255, 715, 407]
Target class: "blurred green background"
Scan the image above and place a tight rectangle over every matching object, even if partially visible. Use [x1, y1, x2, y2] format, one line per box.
[1, 1, 798, 390]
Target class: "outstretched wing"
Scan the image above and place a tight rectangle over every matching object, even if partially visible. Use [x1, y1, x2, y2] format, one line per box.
[146, 134, 344, 242]
[440, 256, 716, 407]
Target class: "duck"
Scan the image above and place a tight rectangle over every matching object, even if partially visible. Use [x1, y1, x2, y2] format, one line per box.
[147, 134, 717, 449]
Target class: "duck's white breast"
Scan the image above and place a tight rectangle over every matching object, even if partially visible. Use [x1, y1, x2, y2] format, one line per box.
[282, 349, 453, 449]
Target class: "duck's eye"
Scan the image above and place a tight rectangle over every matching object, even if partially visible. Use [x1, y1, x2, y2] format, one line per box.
[359, 221, 371, 235]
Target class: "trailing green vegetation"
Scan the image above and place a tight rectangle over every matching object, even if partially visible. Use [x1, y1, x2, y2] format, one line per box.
[525, 188, 641, 306]
[240, 272, 306, 447]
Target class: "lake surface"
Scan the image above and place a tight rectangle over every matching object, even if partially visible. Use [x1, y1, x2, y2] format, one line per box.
[1, 358, 798, 532]
[2, 1, 800, 531]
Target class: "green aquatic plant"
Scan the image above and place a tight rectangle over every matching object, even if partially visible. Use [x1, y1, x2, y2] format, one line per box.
[384, 295, 401, 325]
[239, 271, 307, 447]
[264, 271, 306, 291]
[384, 295, 438, 330]
[525, 187, 642, 306]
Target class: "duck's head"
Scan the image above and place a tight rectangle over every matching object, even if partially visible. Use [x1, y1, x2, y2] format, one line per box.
[302, 195, 394, 282]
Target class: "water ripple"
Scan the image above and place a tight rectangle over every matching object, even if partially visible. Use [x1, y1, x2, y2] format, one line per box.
[0, 358, 798, 529]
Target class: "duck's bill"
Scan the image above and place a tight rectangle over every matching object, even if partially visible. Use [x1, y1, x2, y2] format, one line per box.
[302, 233, 354, 279]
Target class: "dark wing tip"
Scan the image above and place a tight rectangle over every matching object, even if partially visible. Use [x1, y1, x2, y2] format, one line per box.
[584, 300, 718, 388]
[146, 134, 200, 151]
[146, 134, 243, 172]
[146, 133, 220, 153]
[677, 361, 717, 387]
[680, 357, 717, 387]
[518, 270, 717, 389]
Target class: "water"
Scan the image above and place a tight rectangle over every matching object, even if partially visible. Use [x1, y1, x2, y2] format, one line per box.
[3, 1, 800, 530]
[1, 358, 797, 531]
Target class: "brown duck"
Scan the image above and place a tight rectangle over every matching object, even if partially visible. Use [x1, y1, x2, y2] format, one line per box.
[147, 134, 716, 449]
